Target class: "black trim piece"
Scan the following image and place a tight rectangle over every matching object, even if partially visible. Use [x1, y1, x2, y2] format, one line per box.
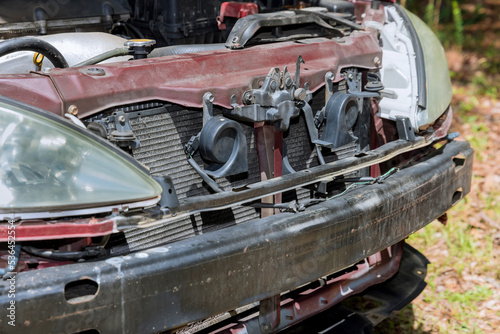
[393, 4, 427, 110]
[0, 140, 473, 334]
[176, 137, 429, 215]
[225, 11, 345, 49]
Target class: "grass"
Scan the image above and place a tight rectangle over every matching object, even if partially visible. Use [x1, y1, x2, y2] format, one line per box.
[374, 88, 500, 332]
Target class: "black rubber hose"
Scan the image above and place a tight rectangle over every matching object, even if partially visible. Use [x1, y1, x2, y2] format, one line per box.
[22, 246, 106, 261]
[0, 37, 69, 68]
[124, 22, 145, 39]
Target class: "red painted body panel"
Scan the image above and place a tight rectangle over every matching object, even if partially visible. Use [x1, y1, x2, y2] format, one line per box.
[0, 218, 114, 242]
[0, 31, 382, 118]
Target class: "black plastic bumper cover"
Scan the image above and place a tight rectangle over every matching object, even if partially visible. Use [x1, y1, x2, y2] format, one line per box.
[0, 140, 473, 334]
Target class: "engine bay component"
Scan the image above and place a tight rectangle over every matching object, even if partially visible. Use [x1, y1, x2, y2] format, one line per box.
[199, 117, 248, 178]
[311, 0, 355, 15]
[227, 64, 306, 132]
[152, 175, 180, 211]
[217, 2, 259, 31]
[0, 0, 130, 38]
[22, 245, 107, 261]
[0, 33, 131, 74]
[317, 92, 359, 148]
[124, 38, 156, 59]
[0, 37, 69, 68]
[225, 10, 346, 49]
[108, 111, 141, 149]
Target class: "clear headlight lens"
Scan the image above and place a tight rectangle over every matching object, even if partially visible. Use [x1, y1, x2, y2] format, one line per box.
[0, 99, 162, 215]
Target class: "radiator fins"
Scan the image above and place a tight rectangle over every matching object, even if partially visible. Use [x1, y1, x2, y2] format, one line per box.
[108, 93, 356, 253]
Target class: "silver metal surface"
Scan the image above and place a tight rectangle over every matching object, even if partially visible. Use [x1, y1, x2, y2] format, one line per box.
[0, 32, 130, 74]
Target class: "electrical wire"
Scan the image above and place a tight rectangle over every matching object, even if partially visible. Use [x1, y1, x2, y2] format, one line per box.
[327, 167, 400, 201]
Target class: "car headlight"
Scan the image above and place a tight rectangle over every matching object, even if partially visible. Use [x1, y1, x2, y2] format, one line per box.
[378, 5, 453, 130]
[404, 8, 453, 128]
[0, 97, 162, 219]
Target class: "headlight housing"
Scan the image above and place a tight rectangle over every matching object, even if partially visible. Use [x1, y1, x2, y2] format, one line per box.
[405, 8, 453, 128]
[0, 97, 162, 220]
[378, 5, 452, 130]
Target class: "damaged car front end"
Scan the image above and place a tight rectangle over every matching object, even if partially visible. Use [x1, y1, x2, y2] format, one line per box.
[0, 1, 472, 333]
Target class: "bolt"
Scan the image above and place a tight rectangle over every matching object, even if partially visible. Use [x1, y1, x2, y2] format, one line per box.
[118, 115, 126, 124]
[270, 80, 277, 91]
[204, 92, 214, 103]
[67, 105, 78, 116]
[348, 73, 354, 80]
[294, 88, 307, 101]
[86, 67, 106, 76]
[373, 56, 381, 66]
[243, 91, 253, 104]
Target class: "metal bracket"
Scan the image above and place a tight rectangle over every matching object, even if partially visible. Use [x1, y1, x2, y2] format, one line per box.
[345, 69, 379, 99]
[109, 111, 140, 149]
[152, 175, 180, 213]
[225, 11, 344, 49]
[259, 295, 281, 333]
[225, 61, 310, 132]
[202, 92, 215, 126]
[395, 116, 416, 141]
[295, 55, 305, 87]
[325, 71, 335, 102]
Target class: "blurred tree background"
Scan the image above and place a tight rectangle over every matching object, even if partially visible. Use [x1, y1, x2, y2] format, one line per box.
[403, 0, 499, 96]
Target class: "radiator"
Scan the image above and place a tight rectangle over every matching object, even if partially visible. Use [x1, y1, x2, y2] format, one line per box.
[108, 90, 357, 253]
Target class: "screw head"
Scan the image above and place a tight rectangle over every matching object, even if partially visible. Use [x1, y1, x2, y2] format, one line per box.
[67, 105, 78, 116]
[204, 92, 214, 103]
[373, 56, 381, 66]
[243, 91, 254, 104]
[118, 115, 126, 124]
